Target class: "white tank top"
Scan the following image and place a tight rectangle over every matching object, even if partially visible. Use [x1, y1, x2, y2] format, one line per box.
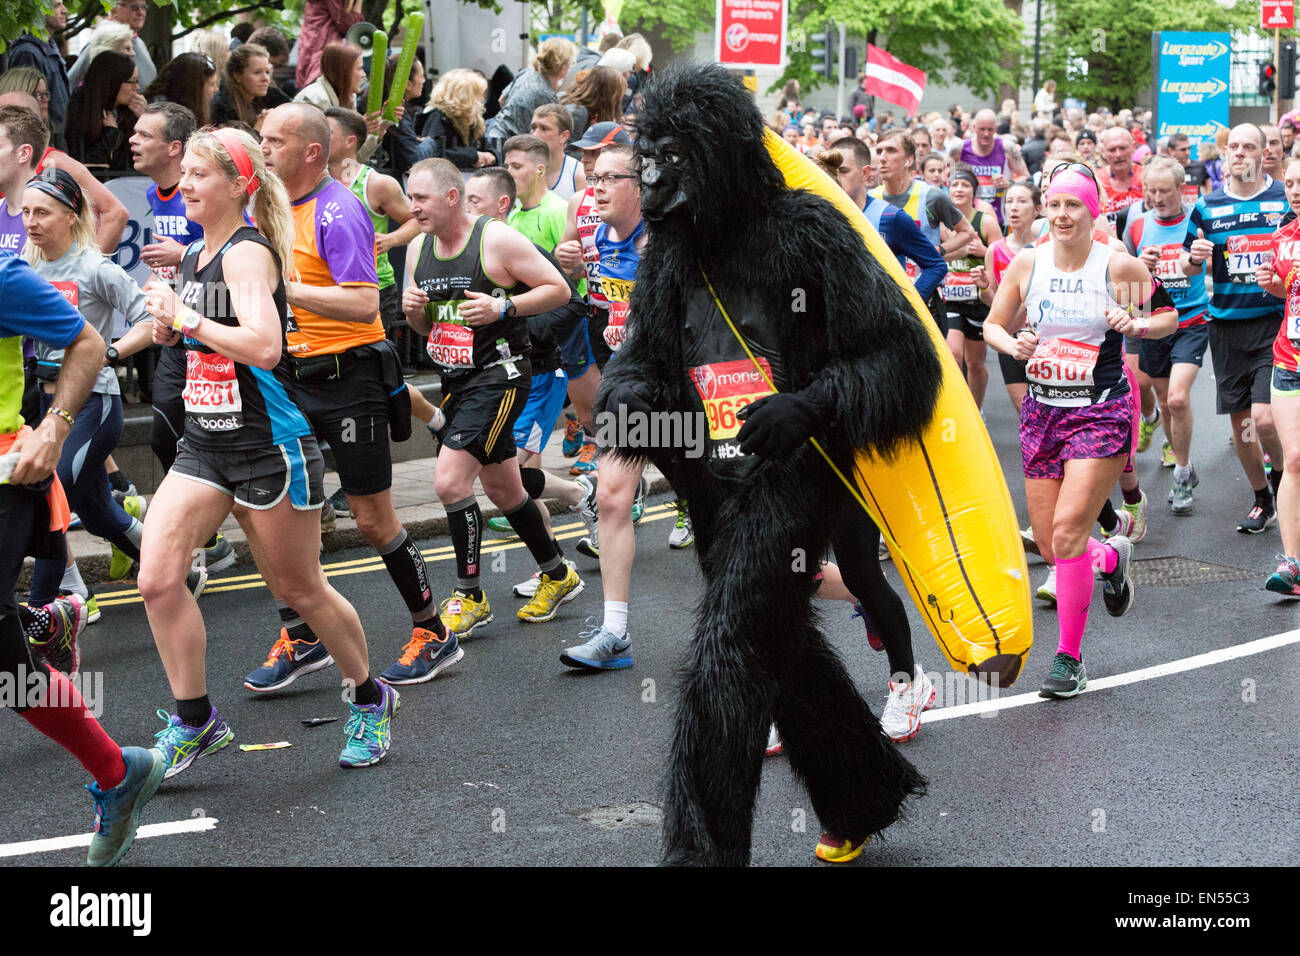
[576, 186, 607, 307]
[1023, 240, 1128, 407]
[550, 154, 581, 201]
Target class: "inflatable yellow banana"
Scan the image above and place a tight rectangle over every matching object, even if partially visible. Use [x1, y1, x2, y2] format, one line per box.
[762, 129, 1032, 687]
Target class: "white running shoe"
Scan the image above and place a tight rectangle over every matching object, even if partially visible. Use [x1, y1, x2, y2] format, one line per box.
[668, 501, 694, 549]
[1120, 492, 1148, 543]
[765, 724, 782, 757]
[1036, 566, 1057, 604]
[880, 668, 936, 742]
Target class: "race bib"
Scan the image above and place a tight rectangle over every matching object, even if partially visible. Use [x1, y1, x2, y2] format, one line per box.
[425, 301, 476, 370]
[1288, 290, 1300, 343]
[1181, 182, 1201, 206]
[182, 350, 243, 431]
[1025, 337, 1099, 407]
[904, 260, 919, 283]
[50, 281, 78, 308]
[688, 357, 775, 459]
[1151, 244, 1189, 291]
[604, 301, 628, 351]
[977, 175, 997, 202]
[943, 271, 980, 302]
[1226, 234, 1272, 284]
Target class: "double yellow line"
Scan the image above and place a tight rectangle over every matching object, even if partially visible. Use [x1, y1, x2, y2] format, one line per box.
[93, 502, 679, 608]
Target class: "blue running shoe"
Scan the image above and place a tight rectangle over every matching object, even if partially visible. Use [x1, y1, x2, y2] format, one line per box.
[153, 707, 234, 779]
[560, 620, 633, 670]
[340, 681, 400, 768]
[562, 412, 583, 457]
[244, 629, 335, 693]
[380, 626, 464, 685]
[631, 476, 649, 524]
[1265, 556, 1300, 597]
[86, 747, 166, 867]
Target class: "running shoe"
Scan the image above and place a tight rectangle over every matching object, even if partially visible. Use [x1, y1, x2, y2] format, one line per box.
[576, 531, 599, 559]
[380, 626, 463, 685]
[327, 488, 352, 519]
[320, 499, 337, 533]
[153, 707, 234, 779]
[1169, 467, 1199, 515]
[1100, 535, 1135, 617]
[109, 494, 147, 580]
[1160, 440, 1176, 468]
[109, 479, 138, 503]
[1264, 556, 1300, 597]
[243, 629, 335, 692]
[1035, 566, 1057, 604]
[487, 515, 513, 534]
[29, 593, 86, 676]
[765, 724, 783, 757]
[878, 537, 890, 560]
[1105, 509, 1135, 540]
[1264, 452, 1273, 478]
[574, 474, 599, 540]
[1137, 411, 1158, 452]
[85, 594, 100, 624]
[186, 565, 208, 600]
[562, 412, 584, 457]
[441, 590, 493, 638]
[668, 500, 694, 548]
[560, 620, 633, 670]
[1038, 652, 1087, 699]
[814, 832, 870, 864]
[570, 441, 598, 475]
[1020, 525, 1041, 556]
[851, 601, 885, 652]
[631, 476, 649, 524]
[204, 532, 237, 575]
[339, 681, 400, 768]
[67, 513, 82, 531]
[512, 558, 577, 598]
[1238, 498, 1277, 534]
[880, 668, 936, 743]
[1120, 492, 1148, 543]
[518, 563, 584, 622]
[85, 746, 165, 867]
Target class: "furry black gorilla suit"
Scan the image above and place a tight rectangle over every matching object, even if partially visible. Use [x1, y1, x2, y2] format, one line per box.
[595, 63, 944, 866]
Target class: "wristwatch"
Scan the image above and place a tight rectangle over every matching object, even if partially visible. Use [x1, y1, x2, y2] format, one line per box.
[173, 306, 202, 336]
[104, 345, 119, 364]
[504, 298, 518, 319]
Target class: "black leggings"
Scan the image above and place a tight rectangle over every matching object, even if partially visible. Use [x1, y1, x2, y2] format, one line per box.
[829, 505, 915, 681]
[1, 484, 49, 712]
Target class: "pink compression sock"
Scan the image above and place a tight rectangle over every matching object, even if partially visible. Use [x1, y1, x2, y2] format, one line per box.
[1055, 552, 1095, 660]
[1086, 536, 1117, 575]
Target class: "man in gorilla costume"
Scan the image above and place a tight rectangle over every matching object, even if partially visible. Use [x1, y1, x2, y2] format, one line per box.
[595, 62, 944, 865]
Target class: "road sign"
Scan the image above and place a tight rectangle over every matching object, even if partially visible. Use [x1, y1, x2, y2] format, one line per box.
[1263, 1, 1294, 29]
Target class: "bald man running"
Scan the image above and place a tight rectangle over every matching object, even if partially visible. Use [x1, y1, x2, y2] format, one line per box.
[1098, 127, 1144, 236]
[960, 108, 1028, 226]
[243, 103, 458, 692]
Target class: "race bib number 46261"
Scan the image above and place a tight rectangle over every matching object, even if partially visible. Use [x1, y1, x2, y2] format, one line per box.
[1226, 234, 1273, 283]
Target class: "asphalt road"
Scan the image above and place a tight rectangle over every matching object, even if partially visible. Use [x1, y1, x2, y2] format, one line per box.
[3, 359, 1298, 867]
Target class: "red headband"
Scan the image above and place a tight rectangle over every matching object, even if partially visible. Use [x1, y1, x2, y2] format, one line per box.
[211, 128, 260, 197]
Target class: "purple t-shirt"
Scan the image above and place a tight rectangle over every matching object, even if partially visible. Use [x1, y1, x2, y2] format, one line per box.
[960, 138, 1010, 225]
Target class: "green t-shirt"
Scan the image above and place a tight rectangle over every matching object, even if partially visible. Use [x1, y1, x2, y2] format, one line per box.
[0, 335, 23, 436]
[508, 190, 568, 254]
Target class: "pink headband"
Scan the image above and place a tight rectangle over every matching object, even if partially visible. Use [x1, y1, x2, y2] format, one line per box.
[211, 128, 260, 196]
[1044, 169, 1100, 219]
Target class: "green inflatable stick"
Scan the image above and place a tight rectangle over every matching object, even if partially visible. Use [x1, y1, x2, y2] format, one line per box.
[366, 30, 388, 117]
[381, 13, 423, 124]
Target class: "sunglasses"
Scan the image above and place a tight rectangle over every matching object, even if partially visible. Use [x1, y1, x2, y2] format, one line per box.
[1046, 161, 1099, 188]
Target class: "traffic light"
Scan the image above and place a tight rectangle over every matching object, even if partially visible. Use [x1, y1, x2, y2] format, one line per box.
[1282, 40, 1297, 99]
[1260, 60, 1277, 97]
[844, 44, 858, 80]
[810, 21, 836, 79]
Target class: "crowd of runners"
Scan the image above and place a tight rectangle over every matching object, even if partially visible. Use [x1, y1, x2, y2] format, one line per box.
[2, 34, 1299, 866]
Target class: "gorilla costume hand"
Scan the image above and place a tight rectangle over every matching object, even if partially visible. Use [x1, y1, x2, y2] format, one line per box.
[598, 381, 655, 420]
[736, 387, 833, 458]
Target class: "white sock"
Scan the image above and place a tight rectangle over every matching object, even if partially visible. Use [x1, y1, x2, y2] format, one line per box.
[124, 517, 144, 551]
[603, 601, 628, 638]
[1173, 464, 1190, 483]
[60, 563, 88, 598]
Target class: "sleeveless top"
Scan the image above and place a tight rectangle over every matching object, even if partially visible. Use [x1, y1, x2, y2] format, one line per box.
[176, 227, 310, 450]
[594, 218, 645, 353]
[549, 154, 581, 201]
[576, 186, 607, 308]
[960, 138, 1009, 223]
[411, 215, 529, 387]
[944, 209, 989, 312]
[1023, 240, 1128, 408]
[347, 165, 395, 290]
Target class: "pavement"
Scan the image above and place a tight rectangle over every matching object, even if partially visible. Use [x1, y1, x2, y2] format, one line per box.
[3, 358, 1299, 867]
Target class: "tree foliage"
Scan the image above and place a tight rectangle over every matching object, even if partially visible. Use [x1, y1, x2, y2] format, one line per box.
[1035, 0, 1258, 110]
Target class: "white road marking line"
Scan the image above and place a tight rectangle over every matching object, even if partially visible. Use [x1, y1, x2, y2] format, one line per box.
[924, 629, 1300, 723]
[0, 816, 218, 859]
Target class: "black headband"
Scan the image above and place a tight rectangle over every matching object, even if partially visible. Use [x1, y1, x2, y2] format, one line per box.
[28, 167, 83, 214]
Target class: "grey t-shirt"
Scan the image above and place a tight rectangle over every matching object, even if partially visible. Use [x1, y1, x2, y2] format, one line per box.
[33, 246, 148, 395]
[881, 184, 965, 231]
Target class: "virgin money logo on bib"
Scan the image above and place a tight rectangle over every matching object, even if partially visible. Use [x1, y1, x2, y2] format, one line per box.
[725, 24, 749, 52]
[1228, 235, 1250, 254]
[691, 363, 719, 399]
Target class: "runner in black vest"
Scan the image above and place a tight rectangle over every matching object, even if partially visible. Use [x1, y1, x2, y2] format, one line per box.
[403, 158, 578, 638]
